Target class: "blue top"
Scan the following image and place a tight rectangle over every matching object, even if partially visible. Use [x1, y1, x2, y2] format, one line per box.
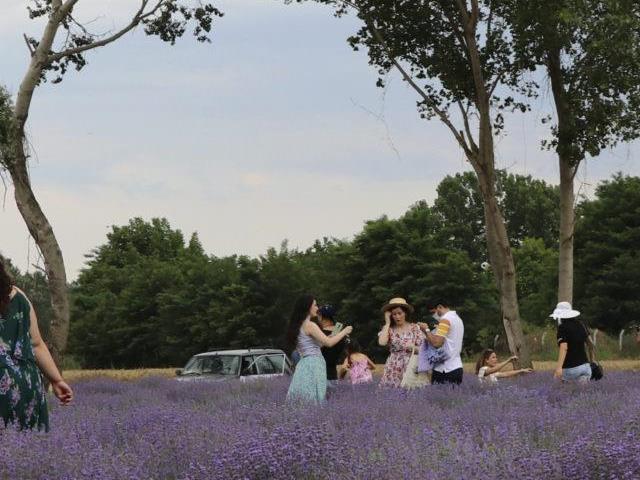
[297, 324, 322, 357]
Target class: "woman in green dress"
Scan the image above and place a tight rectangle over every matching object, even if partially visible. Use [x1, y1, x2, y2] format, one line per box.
[0, 256, 73, 430]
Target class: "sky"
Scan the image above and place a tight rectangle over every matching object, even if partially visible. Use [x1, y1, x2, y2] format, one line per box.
[1, 0, 638, 279]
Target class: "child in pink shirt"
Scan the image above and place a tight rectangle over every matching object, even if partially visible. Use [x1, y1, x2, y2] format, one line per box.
[341, 340, 376, 385]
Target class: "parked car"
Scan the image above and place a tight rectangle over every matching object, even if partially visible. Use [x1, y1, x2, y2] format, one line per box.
[175, 348, 293, 382]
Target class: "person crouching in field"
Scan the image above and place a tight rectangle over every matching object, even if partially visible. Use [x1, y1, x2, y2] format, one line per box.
[551, 302, 592, 382]
[475, 349, 533, 384]
[340, 339, 375, 385]
[378, 297, 424, 388]
[286, 295, 352, 404]
[0, 256, 73, 431]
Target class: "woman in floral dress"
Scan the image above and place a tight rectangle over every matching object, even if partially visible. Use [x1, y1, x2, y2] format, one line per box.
[378, 297, 424, 388]
[0, 256, 73, 430]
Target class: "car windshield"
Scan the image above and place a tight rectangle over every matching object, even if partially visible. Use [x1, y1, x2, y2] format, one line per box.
[182, 355, 240, 376]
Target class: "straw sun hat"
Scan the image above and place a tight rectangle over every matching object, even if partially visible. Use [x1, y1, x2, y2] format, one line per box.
[381, 297, 414, 313]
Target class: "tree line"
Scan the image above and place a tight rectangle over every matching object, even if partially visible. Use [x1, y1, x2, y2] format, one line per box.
[1, 1, 640, 368]
[2, 171, 619, 368]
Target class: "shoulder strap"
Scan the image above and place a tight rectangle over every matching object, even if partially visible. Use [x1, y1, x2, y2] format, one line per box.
[580, 320, 596, 362]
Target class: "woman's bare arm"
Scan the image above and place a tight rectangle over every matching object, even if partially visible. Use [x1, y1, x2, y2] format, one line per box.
[484, 357, 516, 375]
[495, 368, 532, 378]
[304, 320, 352, 347]
[554, 343, 568, 379]
[19, 288, 73, 404]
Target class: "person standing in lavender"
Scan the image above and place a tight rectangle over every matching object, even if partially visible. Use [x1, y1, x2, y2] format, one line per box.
[318, 304, 347, 384]
[551, 302, 592, 382]
[418, 300, 464, 385]
[0, 256, 73, 431]
[378, 297, 424, 388]
[285, 295, 352, 404]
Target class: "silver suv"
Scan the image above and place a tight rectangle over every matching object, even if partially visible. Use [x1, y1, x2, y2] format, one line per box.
[176, 348, 293, 382]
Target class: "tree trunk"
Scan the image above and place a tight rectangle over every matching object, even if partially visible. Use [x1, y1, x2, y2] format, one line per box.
[459, 9, 532, 368]
[473, 161, 532, 368]
[547, 47, 578, 305]
[557, 158, 575, 303]
[6, 5, 70, 368]
[8, 148, 69, 368]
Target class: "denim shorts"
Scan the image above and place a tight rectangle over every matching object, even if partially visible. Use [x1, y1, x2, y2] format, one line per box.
[563, 363, 592, 382]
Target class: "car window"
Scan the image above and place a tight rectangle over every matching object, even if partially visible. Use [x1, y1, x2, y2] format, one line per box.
[241, 355, 257, 376]
[183, 356, 202, 374]
[255, 354, 285, 375]
[198, 355, 240, 375]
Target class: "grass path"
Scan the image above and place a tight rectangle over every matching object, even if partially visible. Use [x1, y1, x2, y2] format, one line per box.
[63, 359, 640, 382]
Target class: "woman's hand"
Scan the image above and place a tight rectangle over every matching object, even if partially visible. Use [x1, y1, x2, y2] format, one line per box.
[52, 379, 73, 405]
[343, 326, 353, 336]
[384, 311, 391, 326]
[553, 367, 563, 380]
[509, 355, 518, 363]
[522, 368, 533, 374]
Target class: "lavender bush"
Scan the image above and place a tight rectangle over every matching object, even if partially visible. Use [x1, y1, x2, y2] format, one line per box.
[1, 373, 639, 479]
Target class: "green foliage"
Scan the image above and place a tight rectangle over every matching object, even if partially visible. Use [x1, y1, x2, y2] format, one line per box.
[501, 0, 640, 164]
[575, 174, 640, 332]
[434, 171, 559, 262]
[513, 238, 558, 326]
[0, 86, 15, 168]
[26, 1, 224, 85]
[294, 0, 536, 134]
[60, 173, 639, 367]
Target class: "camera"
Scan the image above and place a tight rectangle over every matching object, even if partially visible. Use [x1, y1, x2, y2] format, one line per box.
[425, 316, 439, 330]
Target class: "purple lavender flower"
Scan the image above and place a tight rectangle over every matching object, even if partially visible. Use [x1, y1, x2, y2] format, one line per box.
[0, 373, 638, 479]
[0, 370, 12, 394]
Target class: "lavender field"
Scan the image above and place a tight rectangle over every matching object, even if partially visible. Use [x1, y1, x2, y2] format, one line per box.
[2, 373, 639, 480]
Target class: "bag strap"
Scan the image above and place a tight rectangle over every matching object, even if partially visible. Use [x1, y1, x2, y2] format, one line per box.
[580, 321, 596, 362]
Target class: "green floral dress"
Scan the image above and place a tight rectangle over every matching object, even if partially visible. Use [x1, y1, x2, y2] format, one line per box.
[0, 291, 49, 431]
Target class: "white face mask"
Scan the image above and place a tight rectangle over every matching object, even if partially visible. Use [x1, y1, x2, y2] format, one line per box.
[432, 313, 441, 321]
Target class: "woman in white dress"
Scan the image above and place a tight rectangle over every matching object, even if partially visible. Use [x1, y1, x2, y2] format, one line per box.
[475, 349, 532, 383]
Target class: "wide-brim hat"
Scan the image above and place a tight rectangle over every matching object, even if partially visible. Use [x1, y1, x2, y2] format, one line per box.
[381, 297, 414, 313]
[549, 301, 580, 319]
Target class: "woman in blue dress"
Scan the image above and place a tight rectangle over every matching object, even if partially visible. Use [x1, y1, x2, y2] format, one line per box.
[285, 295, 352, 404]
[0, 256, 73, 430]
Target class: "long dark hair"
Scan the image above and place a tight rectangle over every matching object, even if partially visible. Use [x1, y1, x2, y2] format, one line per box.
[0, 256, 12, 316]
[475, 348, 495, 374]
[285, 294, 315, 353]
[346, 339, 362, 367]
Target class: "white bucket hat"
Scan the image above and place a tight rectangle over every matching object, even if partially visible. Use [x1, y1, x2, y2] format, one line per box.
[549, 301, 580, 319]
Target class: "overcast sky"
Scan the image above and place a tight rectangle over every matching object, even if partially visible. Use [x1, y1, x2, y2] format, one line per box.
[1, 0, 638, 279]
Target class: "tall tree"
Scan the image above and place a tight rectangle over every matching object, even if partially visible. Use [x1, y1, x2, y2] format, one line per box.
[502, 0, 640, 304]
[0, 1, 223, 367]
[293, 0, 537, 364]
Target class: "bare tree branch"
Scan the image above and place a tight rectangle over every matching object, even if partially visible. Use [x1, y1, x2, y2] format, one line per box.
[455, 0, 470, 26]
[23, 34, 35, 56]
[59, 0, 82, 17]
[48, 0, 161, 62]
[457, 100, 478, 153]
[488, 70, 505, 97]
[470, 0, 480, 29]
[336, 0, 472, 156]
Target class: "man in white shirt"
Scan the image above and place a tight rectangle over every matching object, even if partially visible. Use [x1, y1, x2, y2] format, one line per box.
[418, 300, 464, 385]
